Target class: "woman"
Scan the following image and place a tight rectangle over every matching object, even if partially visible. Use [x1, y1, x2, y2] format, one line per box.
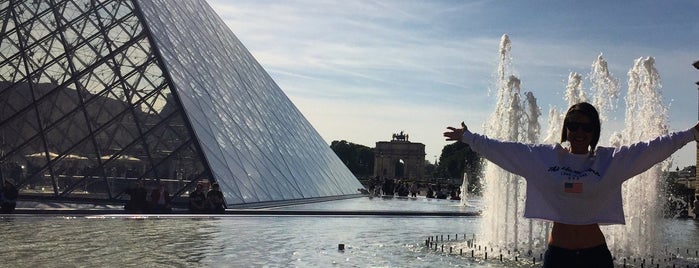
[207, 183, 226, 213]
[443, 102, 699, 268]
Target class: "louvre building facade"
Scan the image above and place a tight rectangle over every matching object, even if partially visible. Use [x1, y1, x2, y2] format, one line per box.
[0, 0, 363, 207]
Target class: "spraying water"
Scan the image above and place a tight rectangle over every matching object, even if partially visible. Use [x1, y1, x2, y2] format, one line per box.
[476, 35, 668, 258]
[480, 34, 546, 252]
[589, 54, 621, 122]
[460, 172, 469, 206]
[603, 56, 669, 257]
[565, 72, 586, 106]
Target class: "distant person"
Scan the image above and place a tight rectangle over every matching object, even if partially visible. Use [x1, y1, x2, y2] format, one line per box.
[409, 182, 419, 197]
[435, 188, 447, 199]
[372, 180, 382, 196]
[445, 102, 699, 268]
[694, 197, 699, 220]
[449, 189, 461, 201]
[1, 179, 18, 213]
[124, 181, 148, 213]
[368, 176, 378, 195]
[189, 183, 208, 213]
[150, 182, 171, 213]
[207, 183, 225, 213]
[382, 179, 395, 196]
[376, 177, 383, 195]
[426, 185, 434, 198]
[396, 181, 409, 197]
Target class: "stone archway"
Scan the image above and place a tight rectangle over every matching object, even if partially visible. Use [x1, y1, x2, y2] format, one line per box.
[373, 132, 425, 180]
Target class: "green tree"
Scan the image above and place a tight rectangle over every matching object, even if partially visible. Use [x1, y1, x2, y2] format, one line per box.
[435, 142, 483, 195]
[330, 140, 374, 177]
[423, 160, 436, 179]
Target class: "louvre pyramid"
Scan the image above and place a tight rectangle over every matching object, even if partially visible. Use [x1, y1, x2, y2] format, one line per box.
[0, 0, 363, 207]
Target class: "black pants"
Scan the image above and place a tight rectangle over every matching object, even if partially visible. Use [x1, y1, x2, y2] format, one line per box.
[543, 243, 613, 268]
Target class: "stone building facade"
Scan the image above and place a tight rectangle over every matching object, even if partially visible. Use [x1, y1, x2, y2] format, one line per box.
[373, 132, 425, 180]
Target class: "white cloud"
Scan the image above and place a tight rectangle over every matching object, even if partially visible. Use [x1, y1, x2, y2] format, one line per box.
[206, 0, 698, 168]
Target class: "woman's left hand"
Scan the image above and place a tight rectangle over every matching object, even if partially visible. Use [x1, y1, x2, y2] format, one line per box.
[444, 122, 467, 142]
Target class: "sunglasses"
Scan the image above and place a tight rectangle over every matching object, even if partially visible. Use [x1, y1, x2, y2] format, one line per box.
[565, 122, 595, 132]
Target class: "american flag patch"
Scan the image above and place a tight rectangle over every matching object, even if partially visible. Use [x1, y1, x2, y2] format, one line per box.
[564, 182, 583, 193]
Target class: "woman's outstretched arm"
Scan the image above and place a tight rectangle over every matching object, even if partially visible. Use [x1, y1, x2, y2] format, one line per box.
[443, 122, 554, 179]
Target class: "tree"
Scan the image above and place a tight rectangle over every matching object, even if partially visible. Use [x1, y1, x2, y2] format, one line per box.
[423, 160, 436, 179]
[330, 140, 374, 177]
[435, 142, 483, 195]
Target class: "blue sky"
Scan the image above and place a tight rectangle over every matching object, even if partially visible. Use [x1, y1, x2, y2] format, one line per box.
[206, 0, 699, 168]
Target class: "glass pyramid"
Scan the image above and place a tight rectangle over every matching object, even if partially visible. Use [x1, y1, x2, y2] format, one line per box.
[0, 0, 363, 208]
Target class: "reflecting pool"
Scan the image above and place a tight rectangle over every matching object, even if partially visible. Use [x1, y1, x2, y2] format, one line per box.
[0, 197, 697, 267]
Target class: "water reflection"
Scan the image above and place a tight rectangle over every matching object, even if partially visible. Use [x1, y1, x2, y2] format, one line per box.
[0, 215, 479, 267]
[0, 197, 695, 267]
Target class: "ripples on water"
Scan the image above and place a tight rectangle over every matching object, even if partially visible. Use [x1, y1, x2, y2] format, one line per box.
[0, 197, 696, 267]
[0, 216, 478, 267]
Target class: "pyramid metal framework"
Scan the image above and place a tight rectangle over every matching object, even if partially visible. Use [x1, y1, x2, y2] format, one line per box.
[0, 0, 363, 207]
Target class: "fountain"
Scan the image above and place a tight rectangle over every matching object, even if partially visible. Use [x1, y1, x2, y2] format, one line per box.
[604, 56, 669, 257]
[460, 172, 469, 206]
[479, 34, 548, 254]
[476, 34, 673, 259]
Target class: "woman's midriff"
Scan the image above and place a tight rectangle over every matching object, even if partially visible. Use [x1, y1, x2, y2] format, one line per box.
[548, 222, 606, 249]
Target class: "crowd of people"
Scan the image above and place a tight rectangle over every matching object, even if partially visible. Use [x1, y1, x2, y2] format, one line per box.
[123, 181, 172, 213]
[188, 182, 225, 213]
[123, 180, 226, 213]
[365, 176, 462, 200]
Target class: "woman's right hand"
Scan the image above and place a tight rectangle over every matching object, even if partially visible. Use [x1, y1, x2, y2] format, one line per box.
[443, 122, 468, 142]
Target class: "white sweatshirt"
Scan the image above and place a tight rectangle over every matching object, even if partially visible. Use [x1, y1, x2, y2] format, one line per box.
[462, 128, 698, 225]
